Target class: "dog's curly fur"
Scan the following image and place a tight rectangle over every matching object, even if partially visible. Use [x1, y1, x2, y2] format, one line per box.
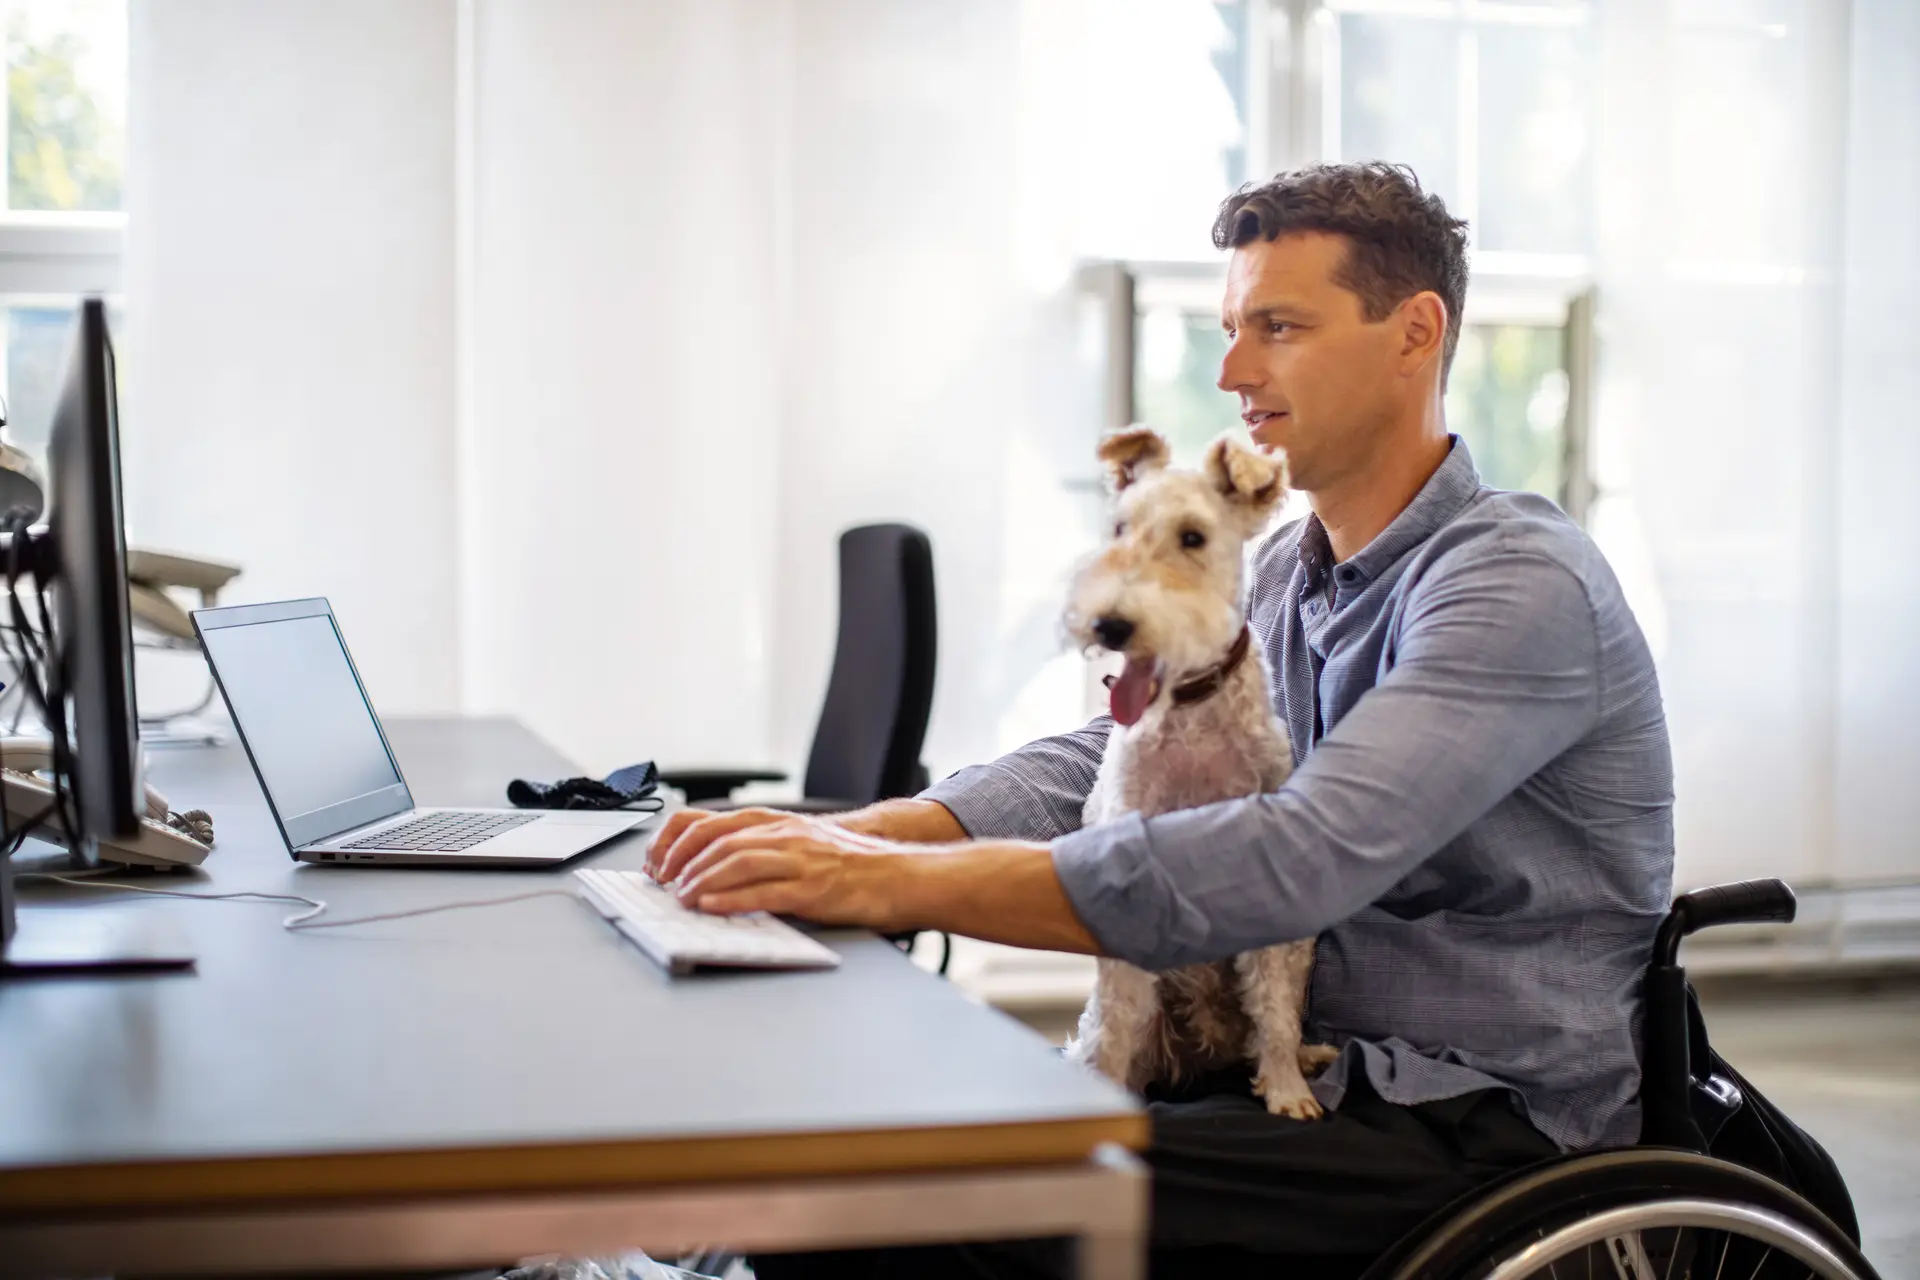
[1062, 428, 1334, 1118]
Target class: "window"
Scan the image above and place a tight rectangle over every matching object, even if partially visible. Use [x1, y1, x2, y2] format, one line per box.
[0, 0, 125, 453]
[1100, 0, 1596, 507]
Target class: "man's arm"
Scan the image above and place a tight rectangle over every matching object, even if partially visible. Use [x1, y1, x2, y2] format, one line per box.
[1052, 549, 1601, 969]
[659, 550, 1600, 959]
[915, 715, 1114, 841]
[650, 717, 1113, 883]
[657, 551, 1599, 960]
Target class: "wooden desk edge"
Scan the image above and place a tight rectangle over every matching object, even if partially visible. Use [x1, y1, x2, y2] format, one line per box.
[0, 1112, 1149, 1216]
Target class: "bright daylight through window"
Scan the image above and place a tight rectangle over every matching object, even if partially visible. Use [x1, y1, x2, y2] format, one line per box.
[0, 0, 125, 455]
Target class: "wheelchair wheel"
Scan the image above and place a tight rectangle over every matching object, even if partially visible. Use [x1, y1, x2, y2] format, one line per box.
[1365, 1150, 1880, 1280]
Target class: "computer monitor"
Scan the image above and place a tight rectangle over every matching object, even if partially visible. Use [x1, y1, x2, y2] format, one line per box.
[1, 299, 164, 972]
[46, 298, 141, 842]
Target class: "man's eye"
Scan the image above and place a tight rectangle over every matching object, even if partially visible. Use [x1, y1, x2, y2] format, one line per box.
[1269, 321, 1290, 336]
[1181, 529, 1207, 550]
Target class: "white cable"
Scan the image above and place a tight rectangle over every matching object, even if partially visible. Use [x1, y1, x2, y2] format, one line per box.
[20, 873, 579, 931]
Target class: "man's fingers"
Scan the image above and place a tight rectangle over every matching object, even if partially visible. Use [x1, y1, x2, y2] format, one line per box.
[679, 848, 803, 904]
[652, 807, 792, 883]
[674, 825, 807, 890]
[644, 809, 710, 875]
[693, 883, 807, 917]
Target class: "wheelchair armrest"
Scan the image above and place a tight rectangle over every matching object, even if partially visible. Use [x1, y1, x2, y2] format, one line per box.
[658, 767, 789, 805]
[1654, 879, 1796, 967]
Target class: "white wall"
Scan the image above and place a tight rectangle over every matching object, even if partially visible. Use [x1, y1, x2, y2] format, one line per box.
[461, 0, 786, 773]
[124, 0, 460, 717]
[1589, 0, 1856, 890]
[1835, 0, 1920, 886]
[771, 0, 1100, 780]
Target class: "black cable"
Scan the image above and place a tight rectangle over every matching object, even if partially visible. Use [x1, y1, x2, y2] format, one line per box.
[5, 800, 58, 858]
[0, 507, 81, 858]
[28, 550, 79, 851]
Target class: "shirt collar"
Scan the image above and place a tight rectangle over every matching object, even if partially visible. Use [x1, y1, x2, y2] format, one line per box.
[1298, 435, 1482, 590]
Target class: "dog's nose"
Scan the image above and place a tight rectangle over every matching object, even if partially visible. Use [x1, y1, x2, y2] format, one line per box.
[1092, 616, 1135, 651]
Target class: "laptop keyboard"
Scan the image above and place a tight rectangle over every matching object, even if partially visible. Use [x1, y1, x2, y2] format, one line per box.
[342, 811, 538, 852]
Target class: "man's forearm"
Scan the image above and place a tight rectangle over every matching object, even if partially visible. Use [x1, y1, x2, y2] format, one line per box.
[884, 840, 1101, 955]
[838, 797, 969, 844]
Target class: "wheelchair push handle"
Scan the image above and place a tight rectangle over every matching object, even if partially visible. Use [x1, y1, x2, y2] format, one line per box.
[1654, 878, 1796, 967]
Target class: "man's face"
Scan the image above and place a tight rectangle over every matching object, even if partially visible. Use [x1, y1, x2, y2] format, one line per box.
[1216, 231, 1410, 493]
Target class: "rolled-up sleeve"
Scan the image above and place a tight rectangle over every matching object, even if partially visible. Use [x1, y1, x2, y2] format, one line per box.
[1052, 551, 1601, 968]
[920, 717, 1112, 842]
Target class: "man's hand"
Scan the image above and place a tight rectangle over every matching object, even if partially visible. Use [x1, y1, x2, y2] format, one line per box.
[646, 798, 965, 884]
[667, 813, 912, 927]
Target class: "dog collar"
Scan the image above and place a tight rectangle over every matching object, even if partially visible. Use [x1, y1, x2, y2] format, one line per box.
[1170, 626, 1253, 708]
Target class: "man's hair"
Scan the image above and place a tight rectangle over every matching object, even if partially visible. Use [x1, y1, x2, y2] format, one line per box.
[1212, 162, 1469, 376]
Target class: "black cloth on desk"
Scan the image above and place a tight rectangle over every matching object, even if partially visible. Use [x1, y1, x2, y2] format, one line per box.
[748, 1070, 1558, 1280]
[507, 761, 661, 811]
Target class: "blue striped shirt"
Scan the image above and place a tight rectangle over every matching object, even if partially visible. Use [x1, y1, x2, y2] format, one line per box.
[923, 438, 1674, 1150]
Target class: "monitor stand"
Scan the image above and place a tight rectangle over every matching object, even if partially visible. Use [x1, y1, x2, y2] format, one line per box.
[0, 851, 197, 976]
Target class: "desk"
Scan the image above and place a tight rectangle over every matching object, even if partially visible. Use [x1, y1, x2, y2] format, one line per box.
[0, 717, 1146, 1277]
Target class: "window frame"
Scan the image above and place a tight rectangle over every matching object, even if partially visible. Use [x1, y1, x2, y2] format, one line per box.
[0, 216, 124, 296]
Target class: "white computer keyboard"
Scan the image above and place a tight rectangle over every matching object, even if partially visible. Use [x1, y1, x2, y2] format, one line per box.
[573, 868, 842, 975]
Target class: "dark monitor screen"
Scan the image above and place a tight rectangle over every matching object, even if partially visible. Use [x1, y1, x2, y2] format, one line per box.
[47, 298, 141, 841]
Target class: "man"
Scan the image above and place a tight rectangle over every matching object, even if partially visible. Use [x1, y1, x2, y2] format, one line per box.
[649, 163, 1674, 1278]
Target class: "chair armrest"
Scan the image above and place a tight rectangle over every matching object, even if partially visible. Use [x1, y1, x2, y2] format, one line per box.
[658, 767, 789, 804]
[706, 795, 860, 815]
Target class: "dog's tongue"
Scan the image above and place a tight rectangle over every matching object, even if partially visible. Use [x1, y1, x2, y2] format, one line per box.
[1108, 656, 1163, 727]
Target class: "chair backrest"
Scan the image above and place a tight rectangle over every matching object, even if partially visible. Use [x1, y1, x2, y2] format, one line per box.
[801, 523, 937, 807]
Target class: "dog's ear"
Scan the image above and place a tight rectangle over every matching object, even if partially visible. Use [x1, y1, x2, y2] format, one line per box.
[1098, 428, 1171, 492]
[1205, 434, 1288, 518]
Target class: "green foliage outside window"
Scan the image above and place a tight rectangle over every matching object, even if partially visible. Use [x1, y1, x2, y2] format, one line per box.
[8, 15, 123, 212]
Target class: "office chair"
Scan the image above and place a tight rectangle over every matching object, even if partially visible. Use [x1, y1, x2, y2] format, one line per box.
[662, 523, 937, 814]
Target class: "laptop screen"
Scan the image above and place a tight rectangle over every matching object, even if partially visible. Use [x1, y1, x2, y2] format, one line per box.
[197, 607, 411, 847]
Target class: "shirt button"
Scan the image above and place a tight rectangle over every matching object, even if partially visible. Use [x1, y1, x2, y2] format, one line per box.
[1336, 567, 1359, 584]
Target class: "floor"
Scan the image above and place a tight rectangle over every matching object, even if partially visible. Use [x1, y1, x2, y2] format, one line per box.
[1696, 978, 1920, 1278]
[1007, 977, 1920, 1279]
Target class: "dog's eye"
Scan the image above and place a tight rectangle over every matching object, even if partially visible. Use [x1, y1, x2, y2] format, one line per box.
[1113, 521, 1127, 538]
[1181, 529, 1207, 550]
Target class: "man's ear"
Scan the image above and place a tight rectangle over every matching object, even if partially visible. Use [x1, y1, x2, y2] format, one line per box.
[1098, 427, 1172, 492]
[1399, 290, 1448, 376]
[1204, 434, 1287, 522]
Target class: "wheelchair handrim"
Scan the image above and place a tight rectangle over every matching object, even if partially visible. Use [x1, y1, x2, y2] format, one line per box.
[1482, 1197, 1861, 1280]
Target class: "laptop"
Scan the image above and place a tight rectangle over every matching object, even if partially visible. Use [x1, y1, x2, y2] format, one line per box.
[193, 597, 648, 866]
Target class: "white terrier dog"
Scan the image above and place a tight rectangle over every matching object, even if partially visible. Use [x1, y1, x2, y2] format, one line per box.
[1062, 427, 1334, 1119]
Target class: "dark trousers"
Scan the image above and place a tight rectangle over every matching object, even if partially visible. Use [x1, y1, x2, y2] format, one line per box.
[750, 1070, 1559, 1280]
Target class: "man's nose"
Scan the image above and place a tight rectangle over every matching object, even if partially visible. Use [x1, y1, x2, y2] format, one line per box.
[1093, 616, 1135, 651]
[1217, 334, 1260, 394]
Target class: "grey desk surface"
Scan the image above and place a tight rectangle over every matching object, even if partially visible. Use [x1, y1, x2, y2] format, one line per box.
[0, 717, 1141, 1215]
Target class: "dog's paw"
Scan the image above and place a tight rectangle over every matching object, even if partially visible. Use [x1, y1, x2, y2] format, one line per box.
[1259, 1085, 1324, 1120]
[1252, 1070, 1324, 1120]
[1297, 1043, 1341, 1077]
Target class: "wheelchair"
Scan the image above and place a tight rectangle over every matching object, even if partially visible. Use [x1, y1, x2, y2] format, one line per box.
[1355, 878, 1882, 1280]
